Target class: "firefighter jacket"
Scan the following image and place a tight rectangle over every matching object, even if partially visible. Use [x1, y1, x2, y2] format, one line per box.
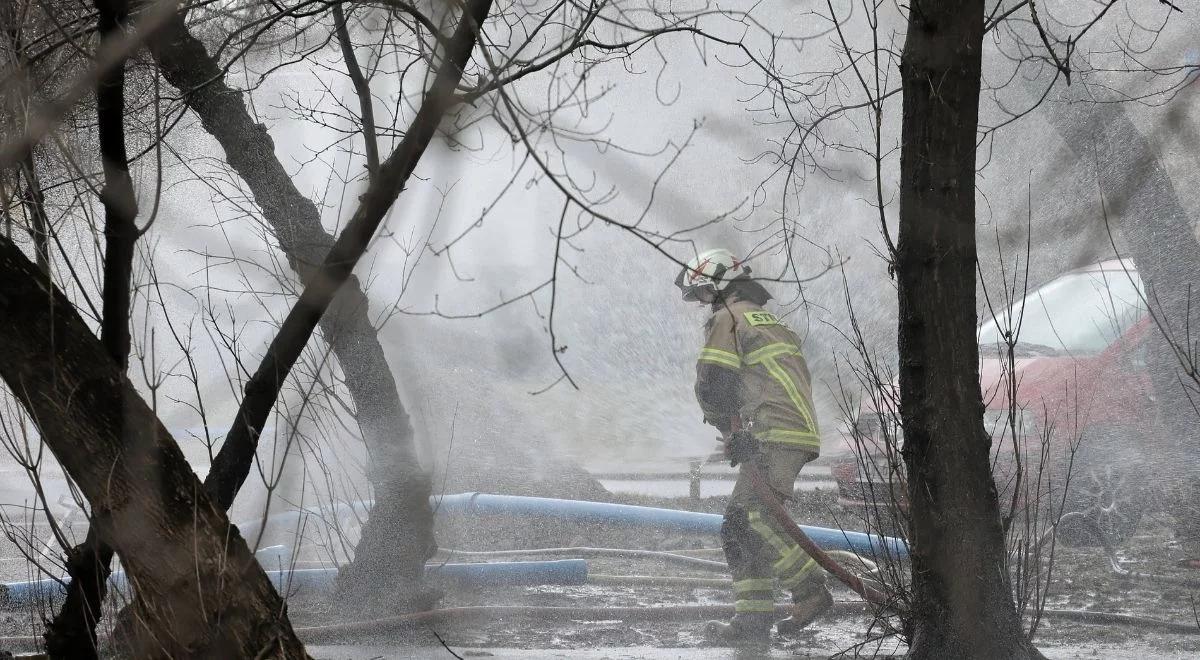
[694, 298, 820, 456]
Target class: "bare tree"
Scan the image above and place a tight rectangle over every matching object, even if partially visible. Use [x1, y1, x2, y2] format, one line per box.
[30, 0, 493, 649]
[1, 0, 798, 653]
[0, 234, 309, 658]
[893, 0, 1045, 654]
[129, 0, 787, 610]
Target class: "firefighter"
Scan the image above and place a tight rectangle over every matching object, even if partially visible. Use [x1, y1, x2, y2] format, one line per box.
[675, 248, 833, 646]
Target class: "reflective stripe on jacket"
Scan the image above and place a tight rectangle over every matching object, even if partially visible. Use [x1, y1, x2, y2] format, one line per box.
[694, 299, 820, 455]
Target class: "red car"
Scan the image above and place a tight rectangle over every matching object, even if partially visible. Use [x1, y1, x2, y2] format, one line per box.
[830, 259, 1154, 544]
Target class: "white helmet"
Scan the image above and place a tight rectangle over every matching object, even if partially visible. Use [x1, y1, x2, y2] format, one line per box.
[674, 248, 748, 302]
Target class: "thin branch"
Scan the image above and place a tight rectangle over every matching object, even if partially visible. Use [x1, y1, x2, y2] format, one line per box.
[547, 199, 578, 391]
[204, 0, 494, 510]
[333, 3, 380, 178]
[0, 0, 178, 168]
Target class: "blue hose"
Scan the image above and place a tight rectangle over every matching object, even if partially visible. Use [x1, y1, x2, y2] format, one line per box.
[434, 493, 909, 559]
[0, 544, 293, 608]
[0, 559, 588, 609]
[237, 493, 908, 559]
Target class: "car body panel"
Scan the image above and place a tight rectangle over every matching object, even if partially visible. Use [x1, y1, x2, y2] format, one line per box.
[832, 260, 1154, 509]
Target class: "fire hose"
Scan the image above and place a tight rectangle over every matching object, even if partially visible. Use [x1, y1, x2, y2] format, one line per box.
[741, 460, 899, 611]
[724, 416, 901, 611]
[737, 435, 1200, 618]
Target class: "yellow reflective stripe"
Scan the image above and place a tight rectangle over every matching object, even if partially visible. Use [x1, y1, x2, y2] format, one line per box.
[735, 599, 776, 613]
[733, 578, 773, 593]
[747, 511, 792, 556]
[698, 347, 741, 369]
[760, 357, 819, 436]
[779, 558, 819, 589]
[750, 510, 814, 581]
[757, 428, 821, 451]
[744, 342, 799, 365]
[774, 545, 807, 576]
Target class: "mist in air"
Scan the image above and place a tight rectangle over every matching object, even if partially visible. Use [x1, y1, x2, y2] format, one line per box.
[1, 1, 1199, 658]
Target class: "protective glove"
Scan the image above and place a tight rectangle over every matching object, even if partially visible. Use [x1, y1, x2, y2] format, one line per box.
[725, 429, 760, 468]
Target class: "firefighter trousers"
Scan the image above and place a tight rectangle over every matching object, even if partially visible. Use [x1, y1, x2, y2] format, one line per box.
[720, 447, 827, 615]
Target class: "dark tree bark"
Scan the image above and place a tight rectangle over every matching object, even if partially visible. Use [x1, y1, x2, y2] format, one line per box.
[141, 3, 607, 610]
[896, 1, 1045, 657]
[332, 3, 380, 179]
[142, 3, 439, 607]
[147, 0, 492, 609]
[205, 0, 490, 505]
[45, 1, 142, 655]
[0, 234, 309, 659]
[16, 147, 49, 272]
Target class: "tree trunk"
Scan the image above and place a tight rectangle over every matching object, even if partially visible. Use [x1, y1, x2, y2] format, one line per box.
[145, 6, 437, 607]
[45, 1, 142, 655]
[896, 0, 1045, 657]
[0, 234, 309, 659]
[16, 147, 49, 272]
[1039, 100, 1200, 542]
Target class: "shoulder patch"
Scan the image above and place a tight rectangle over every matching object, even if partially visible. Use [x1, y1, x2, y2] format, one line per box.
[743, 311, 779, 326]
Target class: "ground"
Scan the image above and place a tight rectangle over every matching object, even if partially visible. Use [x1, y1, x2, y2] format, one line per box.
[2, 490, 1198, 658]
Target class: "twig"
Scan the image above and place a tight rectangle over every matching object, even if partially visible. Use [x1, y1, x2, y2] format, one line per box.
[0, 0, 177, 167]
[430, 628, 464, 659]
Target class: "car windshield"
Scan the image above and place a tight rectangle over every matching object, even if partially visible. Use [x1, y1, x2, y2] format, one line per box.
[977, 268, 1146, 357]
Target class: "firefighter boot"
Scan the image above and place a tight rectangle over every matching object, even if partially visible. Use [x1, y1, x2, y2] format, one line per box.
[776, 583, 833, 636]
[702, 612, 773, 647]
